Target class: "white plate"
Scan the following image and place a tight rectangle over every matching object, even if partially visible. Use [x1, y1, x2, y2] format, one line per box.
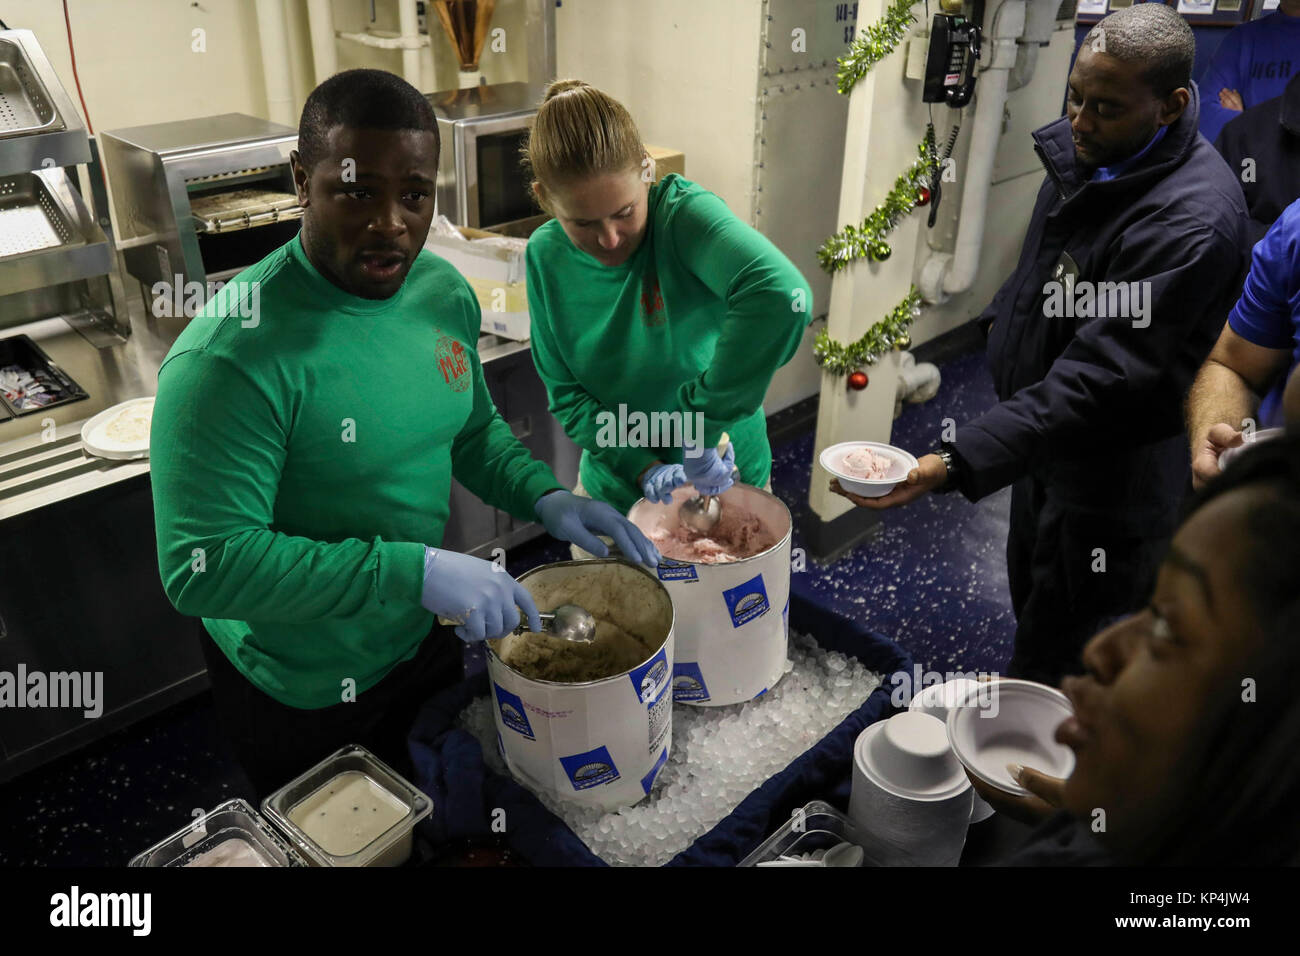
[819, 441, 918, 498]
[81, 397, 155, 460]
[945, 679, 1075, 797]
[1217, 427, 1284, 473]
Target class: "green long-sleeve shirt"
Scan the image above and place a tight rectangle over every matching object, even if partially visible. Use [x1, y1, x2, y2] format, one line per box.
[150, 233, 562, 709]
[526, 174, 813, 513]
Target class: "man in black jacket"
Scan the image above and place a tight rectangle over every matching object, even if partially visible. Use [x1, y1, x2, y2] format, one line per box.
[833, 5, 1250, 685]
[1215, 73, 1300, 244]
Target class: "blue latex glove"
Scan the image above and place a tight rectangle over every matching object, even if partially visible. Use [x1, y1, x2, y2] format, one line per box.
[535, 491, 660, 567]
[422, 547, 542, 643]
[641, 463, 686, 504]
[683, 441, 736, 497]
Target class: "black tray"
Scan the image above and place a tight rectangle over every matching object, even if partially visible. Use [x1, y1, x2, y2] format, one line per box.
[0, 334, 88, 418]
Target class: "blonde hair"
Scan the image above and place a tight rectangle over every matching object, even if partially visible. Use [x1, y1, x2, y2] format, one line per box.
[524, 79, 646, 212]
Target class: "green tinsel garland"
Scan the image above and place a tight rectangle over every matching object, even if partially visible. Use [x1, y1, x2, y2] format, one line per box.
[817, 129, 937, 274]
[835, 0, 921, 95]
[813, 286, 923, 374]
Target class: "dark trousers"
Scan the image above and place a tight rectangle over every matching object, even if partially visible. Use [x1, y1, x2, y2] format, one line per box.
[1005, 475, 1169, 686]
[199, 620, 464, 800]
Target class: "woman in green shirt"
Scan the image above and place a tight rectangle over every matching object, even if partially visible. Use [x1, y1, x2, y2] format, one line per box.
[523, 80, 813, 527]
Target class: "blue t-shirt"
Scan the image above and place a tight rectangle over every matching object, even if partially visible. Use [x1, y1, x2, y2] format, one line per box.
[1227, 197, 1300, 426]
[1198, 12, 1300, 143]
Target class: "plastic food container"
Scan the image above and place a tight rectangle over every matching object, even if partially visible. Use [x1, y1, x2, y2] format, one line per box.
[738, 800, 873, 867]
[129, 798, 307, 867]
[261, 744, 432, 867]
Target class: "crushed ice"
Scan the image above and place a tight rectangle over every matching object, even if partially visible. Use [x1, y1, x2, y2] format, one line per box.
[455, 632, 882, 866]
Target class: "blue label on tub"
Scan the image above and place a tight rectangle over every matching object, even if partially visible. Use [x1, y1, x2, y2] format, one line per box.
[783, 597, 789, 634]
[493, 683, 535, 740]
[641, 746, 669, 795]
[656, 558, 699, 583]
[672, 661, 711, 702]
[629, 648, 670, 703]
[753, 687, 769, 699]
[724, 573, 771, 628]
[560, 746, 621, 791]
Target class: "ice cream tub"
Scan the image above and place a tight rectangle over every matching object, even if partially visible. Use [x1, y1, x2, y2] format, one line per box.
[129, 798, 308, 867]
[486, 559, 675, 812]
[628, 482, 792, 707]
[261, 744, 431, 867]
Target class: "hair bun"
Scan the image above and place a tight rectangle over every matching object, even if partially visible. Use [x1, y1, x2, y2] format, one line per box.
[543, 78, 589, 101]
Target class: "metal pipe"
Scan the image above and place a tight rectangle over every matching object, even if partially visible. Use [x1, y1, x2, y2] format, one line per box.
[305, 0, 337, 84]
[254, 0, 296, 126]
[397, 0, 423, 90]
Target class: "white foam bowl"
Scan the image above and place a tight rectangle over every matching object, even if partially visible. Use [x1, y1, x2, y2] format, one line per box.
[859, 711, 967, 798]
[909, 679, 996, 822]
[1217, 427, 1284, 473]
[946, 679, 1075, 797]
[820, 441, 918, 498]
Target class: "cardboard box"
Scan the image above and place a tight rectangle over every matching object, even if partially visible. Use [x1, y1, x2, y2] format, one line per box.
[647, 144, 685, 181]
[424, 225, 531, 340]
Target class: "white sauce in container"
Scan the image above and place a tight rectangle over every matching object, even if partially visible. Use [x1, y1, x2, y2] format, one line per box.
[286, 771, 408, 857]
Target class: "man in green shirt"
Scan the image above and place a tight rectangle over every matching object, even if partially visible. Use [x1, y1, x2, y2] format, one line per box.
[150, 70, 658, 795]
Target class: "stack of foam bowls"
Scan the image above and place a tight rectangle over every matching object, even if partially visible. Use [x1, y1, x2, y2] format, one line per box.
[486, 559, 675, 812]
[849, 711, 973, 866]
[627, 482, 791, 706]
[909, 679, 995, 822]
[946, 679, 1075, 797]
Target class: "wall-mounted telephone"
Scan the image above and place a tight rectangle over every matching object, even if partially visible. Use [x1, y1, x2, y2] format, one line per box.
[922, 14, 981, 109]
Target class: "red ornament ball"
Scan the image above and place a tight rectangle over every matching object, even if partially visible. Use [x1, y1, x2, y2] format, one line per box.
[917, 186, 931, 206]
[847, 370, 869, 390]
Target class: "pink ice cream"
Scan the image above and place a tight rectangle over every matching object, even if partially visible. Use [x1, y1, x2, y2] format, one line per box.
[839, 446, 896, 480]
[647, 507, 777, 564]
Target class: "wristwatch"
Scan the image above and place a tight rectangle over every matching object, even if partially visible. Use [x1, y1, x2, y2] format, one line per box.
[931, 445, 962, 495]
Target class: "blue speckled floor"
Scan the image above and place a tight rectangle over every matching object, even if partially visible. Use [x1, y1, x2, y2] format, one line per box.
[777, 349, 1015, 677]
[0, 341, 1014, 866]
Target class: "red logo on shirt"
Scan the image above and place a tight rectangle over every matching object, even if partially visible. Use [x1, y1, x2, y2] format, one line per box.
[436, 335, 470, 392]
[641, 275, 666, 327]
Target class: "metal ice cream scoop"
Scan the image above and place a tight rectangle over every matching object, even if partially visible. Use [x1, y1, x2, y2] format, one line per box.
[680, 432, 731, 534]
[438, 602, 596, 643]
[522, 603, 596, 643]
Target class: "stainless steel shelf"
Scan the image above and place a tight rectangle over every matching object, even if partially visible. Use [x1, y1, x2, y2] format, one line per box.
[0, 168, 112, 299]
[0, 30, 90, 176]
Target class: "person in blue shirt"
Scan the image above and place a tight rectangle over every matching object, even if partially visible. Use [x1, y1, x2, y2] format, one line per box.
[1188, 197, 1300, 488]
[1197, 0, 1300, 143]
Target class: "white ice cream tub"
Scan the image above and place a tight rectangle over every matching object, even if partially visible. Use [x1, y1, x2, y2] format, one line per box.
[486, 559, 675, 812]
[628, 482, 792, 707]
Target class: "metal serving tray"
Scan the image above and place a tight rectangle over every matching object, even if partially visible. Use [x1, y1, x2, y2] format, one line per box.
[189, 186, 303, 235]
[0, 171, 82, 257]
[0, 37, 62, 138]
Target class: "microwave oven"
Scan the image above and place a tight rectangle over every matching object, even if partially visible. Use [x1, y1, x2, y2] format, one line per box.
[427, 82, 546, 231]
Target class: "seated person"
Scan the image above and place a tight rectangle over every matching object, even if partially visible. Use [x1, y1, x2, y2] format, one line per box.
[1196, 0, 1300, 143]
[1216, 73, 1300, 242]
[1188, 197, 1300, 488]
[979, 430, 1300, 866]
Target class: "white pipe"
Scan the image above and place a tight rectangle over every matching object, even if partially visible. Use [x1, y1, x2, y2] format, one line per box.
[919, 0, 1027, 302]
[306, 0, 337, 84]
[336, 31, 429, 50]
[397, 0, 422, 90]
[255, 0, 296, 126]
[1009, 0, 1060, 91]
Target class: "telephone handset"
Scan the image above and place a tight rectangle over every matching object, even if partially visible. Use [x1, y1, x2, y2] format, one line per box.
[922, 14, 982, 109]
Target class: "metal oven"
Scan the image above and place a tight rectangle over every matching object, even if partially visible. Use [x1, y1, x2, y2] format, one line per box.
[100, 113, 302, 304]
[428, 81, 546, 232]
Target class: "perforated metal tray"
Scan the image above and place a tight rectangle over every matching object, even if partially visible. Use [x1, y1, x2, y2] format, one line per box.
[0, 172, 82, 257]
[0, 38, 62, 138]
